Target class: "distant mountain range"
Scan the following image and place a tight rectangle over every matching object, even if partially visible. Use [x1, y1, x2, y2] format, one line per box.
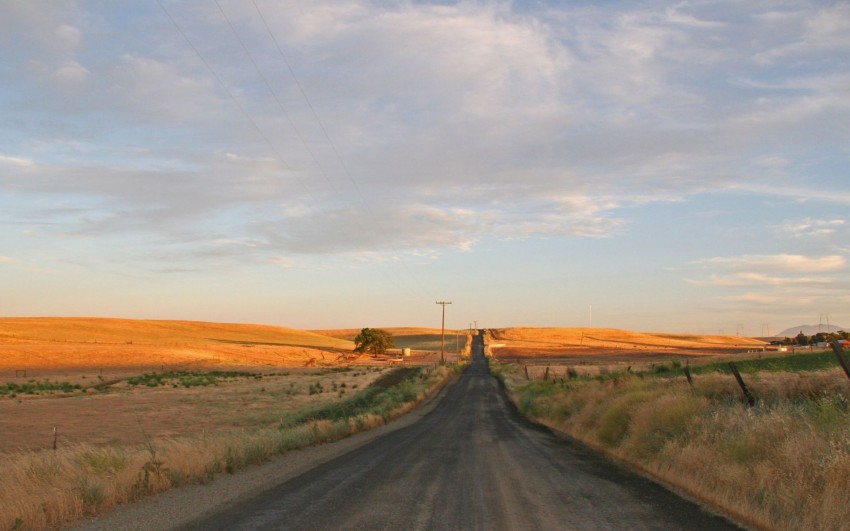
[776, 324, 847, 337]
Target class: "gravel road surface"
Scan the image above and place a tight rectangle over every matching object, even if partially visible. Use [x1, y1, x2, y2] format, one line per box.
[176, 335, 738, 531]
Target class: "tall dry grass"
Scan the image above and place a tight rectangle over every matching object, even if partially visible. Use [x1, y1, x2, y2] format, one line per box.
[494, 363, 850, 530]
[0, 365, 455, 530]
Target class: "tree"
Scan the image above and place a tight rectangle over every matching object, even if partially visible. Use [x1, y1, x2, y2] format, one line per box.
[353, 328, 394, 357]
[795, 331, 809, 346]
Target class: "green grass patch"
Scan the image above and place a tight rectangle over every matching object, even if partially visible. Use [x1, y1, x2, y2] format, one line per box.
[127, 371, 260, 388]
[0, 380, 82, 396]
[693, 350, 840, 375]
[280, 367, 426, 428]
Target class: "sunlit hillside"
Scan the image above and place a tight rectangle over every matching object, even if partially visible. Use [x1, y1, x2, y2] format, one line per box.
[488, 327, 766, 358]
[0, 317, 354, 371]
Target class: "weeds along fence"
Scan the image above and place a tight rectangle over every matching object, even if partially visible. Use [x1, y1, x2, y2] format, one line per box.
[518, 341, 850, 407]
[0, 364, 459, 531]
[496, 341, 850, 530]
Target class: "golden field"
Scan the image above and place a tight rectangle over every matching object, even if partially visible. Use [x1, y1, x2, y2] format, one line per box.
[0, 317, 355, 375]
[487, 327, 766, 363]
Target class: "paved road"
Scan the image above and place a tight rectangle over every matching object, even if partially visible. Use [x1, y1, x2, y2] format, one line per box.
[183, 334, 738, 530]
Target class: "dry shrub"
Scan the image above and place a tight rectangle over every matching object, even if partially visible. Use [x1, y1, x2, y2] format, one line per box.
[595, 389, 656, 448]
[622, 392, 705, 461]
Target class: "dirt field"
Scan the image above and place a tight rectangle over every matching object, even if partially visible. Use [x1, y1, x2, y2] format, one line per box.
[0, 368, 391, 453]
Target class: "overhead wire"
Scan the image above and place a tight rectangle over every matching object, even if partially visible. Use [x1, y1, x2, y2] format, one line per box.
[160, 1, 434, 304]
[156, 0, 320, 206]
[248, 0, 433, 300]
[250, 0, 365, 202]
[213, 0, 341, 196]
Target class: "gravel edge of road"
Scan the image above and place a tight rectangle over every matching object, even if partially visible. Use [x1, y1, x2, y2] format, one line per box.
[71, 375, 456, 531]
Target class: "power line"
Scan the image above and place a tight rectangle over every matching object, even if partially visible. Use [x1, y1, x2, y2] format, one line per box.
[248, 1, 431, 301]
[162, 2, 431, 302]
[436, 301, 452, 364]
[156, 0, 318, 206]
[214, 0, 341, 196]
[251, 0, 365, 201]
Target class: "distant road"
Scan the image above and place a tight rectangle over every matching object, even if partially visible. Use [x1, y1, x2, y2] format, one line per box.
[183, 333, 738, 530]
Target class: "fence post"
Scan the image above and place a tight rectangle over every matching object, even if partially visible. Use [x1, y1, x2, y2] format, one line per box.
[524, 365, 529, 380]
[683, 366, 693, 388]
[728, 362, 755, 407]
[831, 341, 850, 382]
[544, 366, 550, 381]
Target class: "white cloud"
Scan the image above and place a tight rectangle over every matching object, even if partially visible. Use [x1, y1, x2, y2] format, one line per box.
[110, 54, 225, 123]
[753, 4, 850, 65]
[699, 254, 845, 273]
[0, 155, 34, 168]
[731, 183, 850, 206]
[1, 0, 847, 269]
[776, 218, 846, 238]
[270, 256, 295, 268]
[724, 292, 815, 307]
[53, 60, 89, 85]
[54, 24, 82, 50]
[691, 272, 834, 288]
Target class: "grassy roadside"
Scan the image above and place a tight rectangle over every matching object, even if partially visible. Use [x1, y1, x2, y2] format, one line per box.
[491, 358, 850, 530]
[1, 363, 463, 531]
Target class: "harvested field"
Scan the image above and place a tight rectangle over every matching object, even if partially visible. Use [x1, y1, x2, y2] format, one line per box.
[488, 327, 766, 363]
[0, 317, 356, 377]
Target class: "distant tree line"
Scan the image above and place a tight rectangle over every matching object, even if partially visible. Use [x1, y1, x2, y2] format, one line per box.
[780, 330, 850, 346]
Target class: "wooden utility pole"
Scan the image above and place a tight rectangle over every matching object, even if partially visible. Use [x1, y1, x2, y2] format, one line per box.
[436, 301, 452, 364]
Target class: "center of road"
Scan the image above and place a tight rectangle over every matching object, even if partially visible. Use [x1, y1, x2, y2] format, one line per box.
[183, 333, 738, 530]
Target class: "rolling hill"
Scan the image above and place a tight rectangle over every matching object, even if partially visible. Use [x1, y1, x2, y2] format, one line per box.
[0, 317, 354, 371]
[776, 324, 847, 337]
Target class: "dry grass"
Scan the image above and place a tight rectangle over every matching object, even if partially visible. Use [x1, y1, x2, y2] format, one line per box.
[0, 368, 387, 453]
[488, 327, 766, 359]
[495, 361, 850, 530]
[0, 364, 456, 530]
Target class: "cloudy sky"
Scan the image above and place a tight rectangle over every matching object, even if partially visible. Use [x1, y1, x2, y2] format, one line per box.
[1, 0, 848, 334]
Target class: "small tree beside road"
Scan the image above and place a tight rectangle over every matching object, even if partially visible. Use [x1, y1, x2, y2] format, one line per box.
[353, 328, 394, 357]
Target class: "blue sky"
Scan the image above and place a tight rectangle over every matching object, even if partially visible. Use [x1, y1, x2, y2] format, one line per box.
[1, 0, 848, 335]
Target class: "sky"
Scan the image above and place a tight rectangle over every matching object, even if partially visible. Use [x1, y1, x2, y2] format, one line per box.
[1, 0, 848, 335]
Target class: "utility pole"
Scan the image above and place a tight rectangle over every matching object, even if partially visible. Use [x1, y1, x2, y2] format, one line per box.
[436, 301, 452, 364]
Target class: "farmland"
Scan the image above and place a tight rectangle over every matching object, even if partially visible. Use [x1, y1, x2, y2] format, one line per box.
[0, 318, 459, 529]
[492, 342, 850, 530]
